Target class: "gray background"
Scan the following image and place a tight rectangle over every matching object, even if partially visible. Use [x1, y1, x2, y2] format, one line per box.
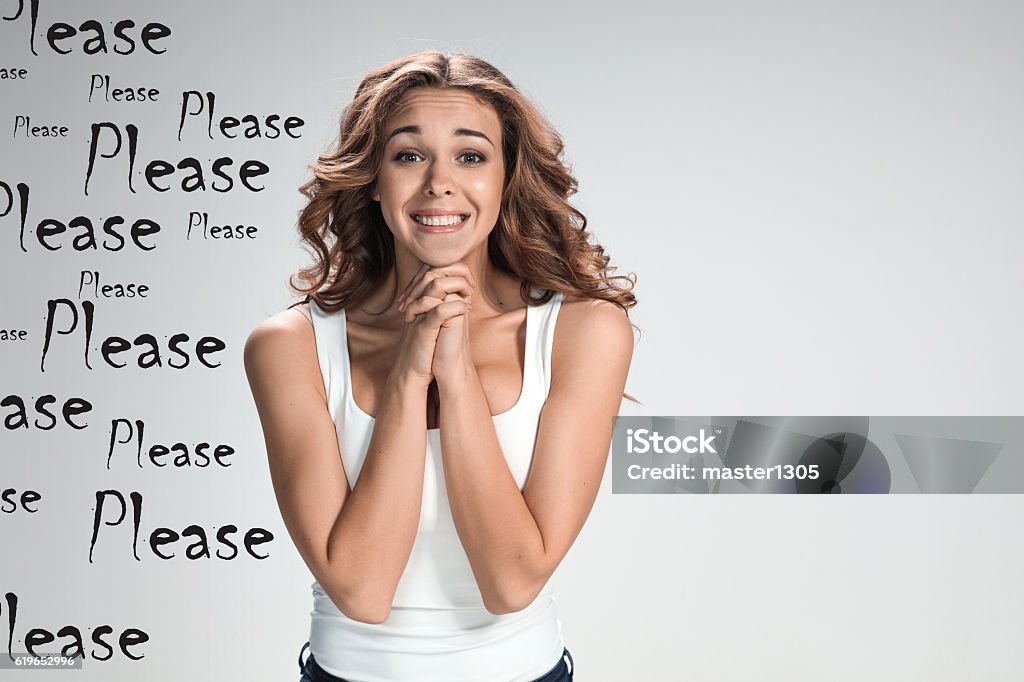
[1, 0, 1021, 679]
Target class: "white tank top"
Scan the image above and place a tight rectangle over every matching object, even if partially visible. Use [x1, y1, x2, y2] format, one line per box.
[299, 290, 567, 682]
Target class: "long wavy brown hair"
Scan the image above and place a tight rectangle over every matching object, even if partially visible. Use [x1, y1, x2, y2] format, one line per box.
[289, 50, 636, 320]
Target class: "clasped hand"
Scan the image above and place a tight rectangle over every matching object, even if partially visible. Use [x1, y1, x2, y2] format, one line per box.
[393, 262, 477, 386]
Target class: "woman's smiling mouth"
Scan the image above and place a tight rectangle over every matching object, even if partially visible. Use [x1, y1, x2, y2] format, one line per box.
[410, 212, 470, 232]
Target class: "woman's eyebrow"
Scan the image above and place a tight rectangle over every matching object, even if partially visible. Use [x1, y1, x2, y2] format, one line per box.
[453, 128, 494, 147]
[385, 125, 494, 148]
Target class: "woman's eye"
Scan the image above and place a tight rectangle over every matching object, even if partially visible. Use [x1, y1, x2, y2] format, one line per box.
[395, 151, 422, 163]
[460, 152, 485, 164]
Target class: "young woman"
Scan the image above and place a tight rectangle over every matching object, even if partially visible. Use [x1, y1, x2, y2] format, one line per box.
[244, 51, 636, 682]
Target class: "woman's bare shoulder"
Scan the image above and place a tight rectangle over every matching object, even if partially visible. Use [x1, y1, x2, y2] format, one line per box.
[556, 294, 632, 331]
[247, 304, 313, 342]
[552, 295, 633, 367]
[243, 304, 323, 397]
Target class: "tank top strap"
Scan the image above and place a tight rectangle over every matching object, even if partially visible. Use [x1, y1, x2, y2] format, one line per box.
[306, 299, 343, 410]
[521, 288, 565, 402]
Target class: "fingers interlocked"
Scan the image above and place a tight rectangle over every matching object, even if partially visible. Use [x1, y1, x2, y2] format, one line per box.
[397, 263, 478, 323]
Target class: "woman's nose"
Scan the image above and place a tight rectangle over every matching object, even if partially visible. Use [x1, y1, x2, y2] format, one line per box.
[423, 161, 454, 196]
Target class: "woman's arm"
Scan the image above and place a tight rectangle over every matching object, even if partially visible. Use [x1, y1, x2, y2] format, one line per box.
[435, 297, 634, 614]
[243, 310, 430, 624]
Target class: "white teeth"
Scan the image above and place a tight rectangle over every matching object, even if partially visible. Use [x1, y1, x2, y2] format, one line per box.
[412, 214, 466, 227]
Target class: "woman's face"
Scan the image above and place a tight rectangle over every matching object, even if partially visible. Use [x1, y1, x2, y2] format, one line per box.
[371, 87, 505, 268]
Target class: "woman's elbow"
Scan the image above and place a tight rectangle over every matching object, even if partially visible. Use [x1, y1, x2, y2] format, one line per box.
[340, 600, 391, 625]
[482, 577, 543, 616]
[322, 580, 393, 625]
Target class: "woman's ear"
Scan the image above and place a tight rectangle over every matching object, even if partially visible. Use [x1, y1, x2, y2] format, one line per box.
[369, 183, 380, 202]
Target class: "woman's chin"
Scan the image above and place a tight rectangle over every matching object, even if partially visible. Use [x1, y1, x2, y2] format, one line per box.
[418, 253, 467, 268]
[409, 242, 475, 268]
